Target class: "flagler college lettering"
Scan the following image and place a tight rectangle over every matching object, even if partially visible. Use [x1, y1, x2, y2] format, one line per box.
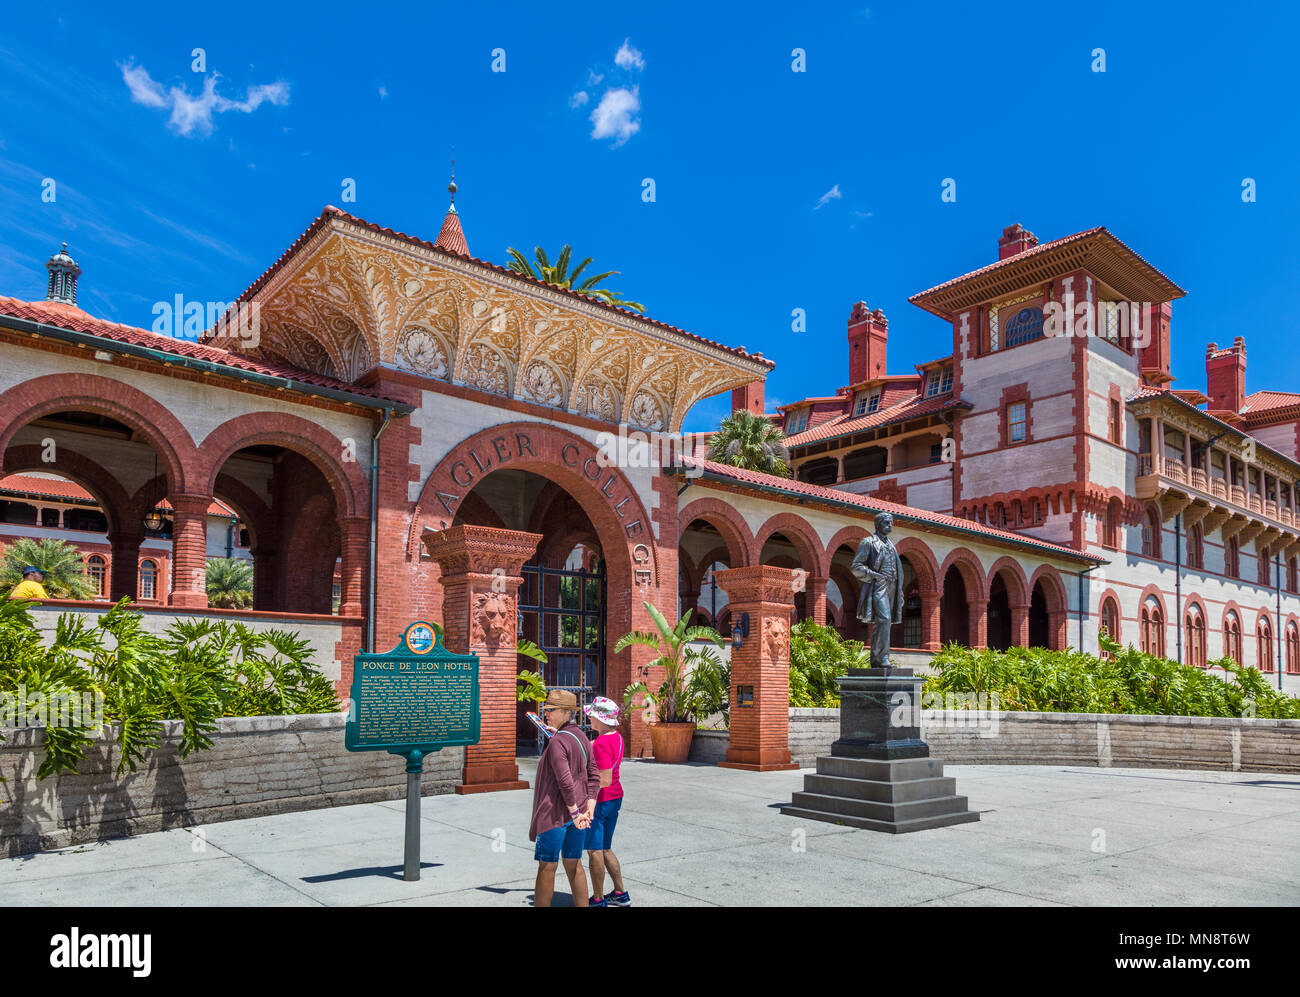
[433, 430, 654, 586]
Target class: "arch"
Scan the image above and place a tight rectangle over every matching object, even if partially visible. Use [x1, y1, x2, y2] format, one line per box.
[938, 547, 986, 598]
[1137, 584, 1168, 658]
[678, 496, 752, 568]
[0, 373, 197, 494]
[1028, 564, 1070, 616]
[1141, 504, 1162, 559]
[1, 444, 132, 536]
[1222, 604, 1243, 664]
[821, 525, 870, 577]
[1286, 616, 1300, 674]
[410, 422, 661, 652]
[752, 512, 823, 572]
[198, 412, 368, 518]
[984, 555, 1030, 605]
[1098, 591, 1121, 648]
[138, 558, 160, 601]
[892, 536, 941, 595]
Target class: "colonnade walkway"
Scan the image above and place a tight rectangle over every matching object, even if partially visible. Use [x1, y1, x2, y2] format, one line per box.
[4, 761, 1298, 906]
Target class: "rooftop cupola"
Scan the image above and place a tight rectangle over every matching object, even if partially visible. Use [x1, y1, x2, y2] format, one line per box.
[434, 165, 470, 257]
[45, 242, 80, 305]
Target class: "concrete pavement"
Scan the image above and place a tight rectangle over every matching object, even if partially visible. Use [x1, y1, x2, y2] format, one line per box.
[4, 759, 1299, 906]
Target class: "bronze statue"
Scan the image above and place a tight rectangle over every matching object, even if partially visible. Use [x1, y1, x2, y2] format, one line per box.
[851, 512, 904, 670]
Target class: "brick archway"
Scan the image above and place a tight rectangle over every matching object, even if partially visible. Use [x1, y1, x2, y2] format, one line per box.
[1027, 564, 1070, 651]
[410, 422, 668, 755]
[1, 444, 132, 535]
[197, 412, 368, 518]
[0, 373, 197, 494]
[678, 496, 752, 568]
[821, 525, 869, 577]
[753, 512, 823, 572]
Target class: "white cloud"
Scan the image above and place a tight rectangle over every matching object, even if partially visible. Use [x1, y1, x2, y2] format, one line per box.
[615, 39, 645, 71]
[569, 90, 589, 108]
[378, 85, 388, 99]
[119, 62, 290, 137]
[814, 184, 843, 210]
[590, 86, 640, 145]
[587, 69, 604, 86]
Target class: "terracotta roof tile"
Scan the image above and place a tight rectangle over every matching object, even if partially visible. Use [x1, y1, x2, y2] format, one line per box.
[0, 475, 238, 517]
[1243, 390, 1300, 415]
[0, 297, 405, 405]
[785, 392, 966, 446]
[227, 207, 774, 369]
[434, 208, 470, 257]
[679, 458, 1099, 563]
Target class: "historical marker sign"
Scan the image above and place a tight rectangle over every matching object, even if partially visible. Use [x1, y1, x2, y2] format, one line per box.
[345, 621, 481, 882]
[345, 621, 481, 757]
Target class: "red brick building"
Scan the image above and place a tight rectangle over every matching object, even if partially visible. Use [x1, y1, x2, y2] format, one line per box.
[3, 211, 1292, 785]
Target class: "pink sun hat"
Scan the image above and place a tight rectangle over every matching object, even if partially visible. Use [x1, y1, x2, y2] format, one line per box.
[583, 696, 621, 726]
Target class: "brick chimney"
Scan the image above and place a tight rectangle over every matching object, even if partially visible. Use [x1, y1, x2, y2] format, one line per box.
[1139, 301, 1173, 384]
[998, 223, 1038, 260]
[1206, 337, 1247, 413]
[848, 301, 888, 385]
[731, 380, 766, 417]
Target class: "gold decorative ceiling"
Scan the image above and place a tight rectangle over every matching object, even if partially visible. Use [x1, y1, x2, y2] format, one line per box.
[210, 215, 771, 432]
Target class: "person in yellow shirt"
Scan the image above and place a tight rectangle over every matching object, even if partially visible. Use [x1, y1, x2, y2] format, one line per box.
[9, 567, 49, 601]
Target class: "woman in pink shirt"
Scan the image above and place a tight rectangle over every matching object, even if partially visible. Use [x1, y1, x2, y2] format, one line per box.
[582, 697, 630, 907]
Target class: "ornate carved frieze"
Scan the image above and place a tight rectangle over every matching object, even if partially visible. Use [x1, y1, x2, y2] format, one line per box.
[216, 216, 770, 431]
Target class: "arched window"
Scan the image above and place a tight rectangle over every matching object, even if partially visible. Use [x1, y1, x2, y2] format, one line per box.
[1187, 523, 1204, 571]
[1011, 499, 1023, 527]
[1258, 546, 1272, 586]
[1030, 497, 1042, 524]
[1100, 597, 1120, 657]
[1103, 500, 1122, 550]
[1140, 597, 1165, 657]
[1141, 507, 1161, 559]
[139, 559, 158, 601]
[86, 554, 107, 598]
[1257, 617, 1273, 672]
[1225, 537, 1240, 579]
[1289, 557, 1298, 594]
[1184, 604, 1206, 669]
[1286, 622, 1300, 674]
[1223, 610, 1242, 664]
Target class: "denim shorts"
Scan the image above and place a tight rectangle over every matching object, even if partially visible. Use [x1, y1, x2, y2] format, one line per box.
[534, 820, 587, 862]
[585, 797, 622, 852]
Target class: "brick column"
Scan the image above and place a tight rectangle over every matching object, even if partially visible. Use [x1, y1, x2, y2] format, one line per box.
[1048, 609, 1069, 651]
[168, 494, 211, 609]
[1010, 601, 1030, 648]
[107, 531, 141, 602]
[919, 588, 941, 651]
[337, 514, 368, 618]
[424, 524, 541, 795]
[251, 546, 278, 611]
[715, 565, 800, 772]
[807, 576, 828, 627]
[968, 597, 989, 649]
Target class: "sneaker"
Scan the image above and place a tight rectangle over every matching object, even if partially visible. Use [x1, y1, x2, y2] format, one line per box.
[607, 890, 631, 907]
[589, 895, 608, 907]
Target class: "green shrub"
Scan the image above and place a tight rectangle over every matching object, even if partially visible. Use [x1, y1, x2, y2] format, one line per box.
[789, 621, 869, 707]
[924, 633, 1300, 719]
[0, 596, 340, 780]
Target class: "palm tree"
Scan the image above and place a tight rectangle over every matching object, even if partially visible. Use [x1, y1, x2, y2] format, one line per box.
[0, 537, 97, 599]
[206, 557, 253, 609]
[616, 602, 724, 724]
[706, 409, 791, 477]
[506, 244, 647, 314]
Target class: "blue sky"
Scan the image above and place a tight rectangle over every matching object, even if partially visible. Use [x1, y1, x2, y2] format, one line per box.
[2, 1, 1298, 432]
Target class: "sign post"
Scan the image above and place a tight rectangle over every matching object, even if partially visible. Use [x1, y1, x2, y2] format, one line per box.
[345, 621, 481, 882]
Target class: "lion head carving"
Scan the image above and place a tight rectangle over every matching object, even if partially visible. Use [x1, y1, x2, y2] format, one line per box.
[762, 617, 790, 662]
[471, 591, 515, 646]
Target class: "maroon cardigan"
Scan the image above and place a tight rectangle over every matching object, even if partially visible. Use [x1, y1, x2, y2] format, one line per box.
[529, 722, 600, 841]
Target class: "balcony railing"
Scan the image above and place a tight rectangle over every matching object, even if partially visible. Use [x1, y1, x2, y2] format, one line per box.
[1138, 453, 1296, 532]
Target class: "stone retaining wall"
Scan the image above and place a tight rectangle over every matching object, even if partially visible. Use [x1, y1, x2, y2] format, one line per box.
[1, 713, 462, 857]
[688, 709, 1300, 773]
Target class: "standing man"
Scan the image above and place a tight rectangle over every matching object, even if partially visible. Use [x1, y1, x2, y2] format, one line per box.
[851, 512, 904, 669]
[9, 566, 49, 601]
[530, 689, 599, 907]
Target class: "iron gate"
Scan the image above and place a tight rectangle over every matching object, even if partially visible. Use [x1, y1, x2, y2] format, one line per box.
[516, 559, 606, 753]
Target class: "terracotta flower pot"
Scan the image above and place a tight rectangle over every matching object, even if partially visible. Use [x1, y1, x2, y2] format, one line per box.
[648, 721, 696, 763]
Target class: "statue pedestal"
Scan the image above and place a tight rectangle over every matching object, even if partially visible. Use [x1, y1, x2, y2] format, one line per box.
[781, 668, 980, 833]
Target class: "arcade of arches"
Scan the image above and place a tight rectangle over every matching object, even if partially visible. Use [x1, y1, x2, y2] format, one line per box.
[0, 378, 370, 619]
[677, 500, 1071, 652]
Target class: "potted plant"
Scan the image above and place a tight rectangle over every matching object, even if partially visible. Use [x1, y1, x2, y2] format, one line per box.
[617, 602, 725, 762]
